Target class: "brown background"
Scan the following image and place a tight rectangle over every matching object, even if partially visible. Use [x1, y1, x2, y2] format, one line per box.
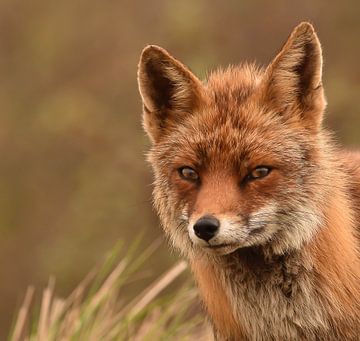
[1, 0, 360, 336]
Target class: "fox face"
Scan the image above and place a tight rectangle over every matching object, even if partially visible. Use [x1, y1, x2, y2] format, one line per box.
[138, 23, 328, 257]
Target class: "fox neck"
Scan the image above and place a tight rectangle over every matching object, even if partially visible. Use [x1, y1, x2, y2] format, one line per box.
[189, 185, 360, 340]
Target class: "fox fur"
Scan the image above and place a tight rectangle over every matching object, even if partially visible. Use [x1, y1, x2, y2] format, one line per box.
[137, 22, 360, 340]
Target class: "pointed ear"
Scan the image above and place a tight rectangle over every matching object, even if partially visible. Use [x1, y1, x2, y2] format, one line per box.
[263, 22, 326, 130]
[137, 45, 203, 143]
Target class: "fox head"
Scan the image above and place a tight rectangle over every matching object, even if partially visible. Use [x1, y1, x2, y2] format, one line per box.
[138, 23, 329, 257]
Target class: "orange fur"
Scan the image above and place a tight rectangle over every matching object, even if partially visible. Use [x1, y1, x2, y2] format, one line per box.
[190, 257, 243, 340]
[309, 181, 360, 319]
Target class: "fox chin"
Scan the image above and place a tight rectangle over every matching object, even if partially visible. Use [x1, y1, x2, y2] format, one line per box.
[137, 22, 360, 340]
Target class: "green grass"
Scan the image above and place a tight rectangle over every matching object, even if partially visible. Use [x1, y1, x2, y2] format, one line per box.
[8, 240, 211, 340]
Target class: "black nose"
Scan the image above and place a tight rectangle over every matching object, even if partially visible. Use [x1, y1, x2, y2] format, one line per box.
[193, 215, 220, 242]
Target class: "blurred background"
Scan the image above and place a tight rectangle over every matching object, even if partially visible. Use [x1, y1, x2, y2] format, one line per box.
[1, 0, 359, 336]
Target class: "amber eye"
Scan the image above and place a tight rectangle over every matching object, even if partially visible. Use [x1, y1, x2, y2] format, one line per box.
[249, 166, 271, 180]
[178, 167, 199, 182]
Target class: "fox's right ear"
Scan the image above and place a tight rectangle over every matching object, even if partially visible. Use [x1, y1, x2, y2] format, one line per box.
[137, 45, 203, 143]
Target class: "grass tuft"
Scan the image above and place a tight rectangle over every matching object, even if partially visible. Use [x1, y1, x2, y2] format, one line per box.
[9, 241, 211, 341]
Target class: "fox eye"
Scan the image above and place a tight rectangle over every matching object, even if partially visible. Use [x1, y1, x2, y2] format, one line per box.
[178, 167, 199, 182]
[249, 166, 271, 180]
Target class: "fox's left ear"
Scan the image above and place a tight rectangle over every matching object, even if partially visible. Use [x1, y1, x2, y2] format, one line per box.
[263, 22, 326, 130]
[138, 45, 204, 143]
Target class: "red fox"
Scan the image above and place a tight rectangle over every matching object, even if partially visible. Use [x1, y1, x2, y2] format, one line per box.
[137, 22, 360, 340]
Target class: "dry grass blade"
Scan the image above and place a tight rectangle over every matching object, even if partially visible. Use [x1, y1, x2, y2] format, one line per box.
[94, 260, 189, 339]
[88, 259, 127, 311]
[38, 277, 55, 341]
[48, 298, 65, 329]
[133, 307, 162, 341]
[11, 286, 35, 341]
[127, 260, 187, 318]
[62, 266, 98, 312]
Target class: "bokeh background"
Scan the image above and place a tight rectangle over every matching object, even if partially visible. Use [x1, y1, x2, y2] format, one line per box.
[1, 0, 360, 336]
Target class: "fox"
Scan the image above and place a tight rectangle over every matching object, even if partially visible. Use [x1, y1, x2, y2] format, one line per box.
[137, 22, 360, 340]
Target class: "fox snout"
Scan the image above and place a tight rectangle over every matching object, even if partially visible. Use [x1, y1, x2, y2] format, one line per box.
[193, 215, 220, 241]
[187, 199, 284, 254]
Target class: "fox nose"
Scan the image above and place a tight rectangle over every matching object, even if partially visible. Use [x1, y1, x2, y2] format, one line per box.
[193, 215, 220, 242]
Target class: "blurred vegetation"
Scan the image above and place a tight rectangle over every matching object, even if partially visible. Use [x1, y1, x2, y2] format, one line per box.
[0, 0, 359, 337]
[9, 241, 210, 340]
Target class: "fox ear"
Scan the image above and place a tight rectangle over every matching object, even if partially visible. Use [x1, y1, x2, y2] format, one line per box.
[137, 45, 203, 143]
[263, 22, 326, 130]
